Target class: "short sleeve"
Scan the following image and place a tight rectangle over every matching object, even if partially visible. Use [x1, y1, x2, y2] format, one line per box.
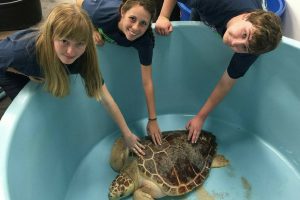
[133, 32, 154, 66]
[0, 37, 14, 69]
[227, 53, 259, 79]
[0, 29, 41, 76]
[136, 44, 153, 66]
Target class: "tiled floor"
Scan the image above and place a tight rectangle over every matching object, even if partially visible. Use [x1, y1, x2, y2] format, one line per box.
[0, 0, 74, 119]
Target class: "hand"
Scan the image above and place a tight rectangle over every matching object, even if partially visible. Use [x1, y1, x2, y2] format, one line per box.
[93, 30, 105, 46]
[155, 16, 173, 36]
[124, 133, 145, 157]
[185, 115, 205, 143]
[147, 120, 162, 145]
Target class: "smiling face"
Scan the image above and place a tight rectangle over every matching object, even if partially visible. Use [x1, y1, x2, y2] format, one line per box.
[223, 17, 256, 54]
[118, 4, 151, 41]
[53, 39, 86, 64]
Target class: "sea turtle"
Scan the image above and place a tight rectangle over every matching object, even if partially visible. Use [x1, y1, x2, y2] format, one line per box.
[108, 130, 228, 200]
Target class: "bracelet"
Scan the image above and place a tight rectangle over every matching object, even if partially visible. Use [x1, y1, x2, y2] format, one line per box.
[148, 117, 157, 121]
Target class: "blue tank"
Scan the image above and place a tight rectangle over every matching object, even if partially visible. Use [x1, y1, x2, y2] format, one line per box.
[0, 23, 299, 200]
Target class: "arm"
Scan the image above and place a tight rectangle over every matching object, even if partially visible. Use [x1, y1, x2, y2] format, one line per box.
[155, 0, 177, 35]
[186, 70, 237, 143]
[99, 84, 145, 156]
[141, 64, 162, 145]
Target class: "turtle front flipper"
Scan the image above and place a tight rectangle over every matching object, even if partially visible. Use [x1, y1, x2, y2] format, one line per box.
[108, 172, 135, 200]
[110, 137, 129, 172]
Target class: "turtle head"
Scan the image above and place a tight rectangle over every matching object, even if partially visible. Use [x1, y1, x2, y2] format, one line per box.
[108, 172, 135, 200]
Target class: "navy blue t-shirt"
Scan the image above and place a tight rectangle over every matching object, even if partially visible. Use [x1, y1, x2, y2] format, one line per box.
[180, 0, 262, 78]
[0, 29, 84, 78]
[82, 0, 154, 66]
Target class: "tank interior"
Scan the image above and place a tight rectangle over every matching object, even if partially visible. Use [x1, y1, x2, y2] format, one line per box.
[1, 23, 300, 200]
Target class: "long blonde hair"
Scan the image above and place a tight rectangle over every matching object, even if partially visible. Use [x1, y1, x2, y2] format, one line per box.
[36, 3, 103, 100]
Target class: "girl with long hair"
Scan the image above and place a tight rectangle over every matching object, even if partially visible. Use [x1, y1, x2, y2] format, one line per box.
[0, 3, 145, 156]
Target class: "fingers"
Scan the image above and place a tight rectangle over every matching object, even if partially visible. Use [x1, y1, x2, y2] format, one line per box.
[131, 142, 145, 156]
[152, 131, 162, 145]
[191, 130, 200, 144]
[155, 28, 172, 36]
[156, 29, 166, 36]
[157, 133, 162, 144]
[154, 27, 162, 35]
[150, 132, 160, 145]
[186, 121, 192, 140]
[93, 31, 104, 46]
[95, 36, 104, 46]
[147, 121, 162, 145]
[96, 40, 105, 46]
[148, 129, 162, 145]
[187, 128, 193, 141]
[187, 126, 201, 143]
[155, 16, 172, 36]
[136, 141, 145, 149]
[186, 117, 204, 143]
[168, 25, 173, 34]
[150, 134, 157, 145]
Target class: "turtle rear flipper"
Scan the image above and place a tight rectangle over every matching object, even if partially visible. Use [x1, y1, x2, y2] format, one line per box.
[133, 181, 165, 200]
[211, 154, 229, 168]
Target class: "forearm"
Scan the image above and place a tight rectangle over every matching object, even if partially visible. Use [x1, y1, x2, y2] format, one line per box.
[100, 84, 131, 138]
[141, 65, 157, 119]
[159, 0, 177, 19]
[197, 71, 236, 119]
[143, 81, 157, 119]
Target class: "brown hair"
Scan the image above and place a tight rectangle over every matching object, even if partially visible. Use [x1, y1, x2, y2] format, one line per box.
[247, 10, 282, 54]
[120, 0, 156, 21]
[119, 0, 156, 44]
[36, 3, 103, 100]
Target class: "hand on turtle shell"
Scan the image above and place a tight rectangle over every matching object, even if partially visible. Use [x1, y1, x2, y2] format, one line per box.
[124, 133, 145, 156]
[147, 120, 162, 145]
[108, 130, 220, 199]
[186, 115, 205, 143]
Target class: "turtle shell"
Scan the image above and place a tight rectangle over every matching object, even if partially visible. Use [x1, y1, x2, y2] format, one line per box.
[137, 130, 216, 196]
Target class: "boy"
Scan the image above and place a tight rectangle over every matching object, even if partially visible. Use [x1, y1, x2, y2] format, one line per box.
[155, 0, 282, 143]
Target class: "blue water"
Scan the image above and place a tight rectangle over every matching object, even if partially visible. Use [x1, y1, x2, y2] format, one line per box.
[64, 114, 300, 200]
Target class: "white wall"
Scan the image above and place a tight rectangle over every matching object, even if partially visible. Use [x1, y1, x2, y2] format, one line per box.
[282, 0, 300, 41]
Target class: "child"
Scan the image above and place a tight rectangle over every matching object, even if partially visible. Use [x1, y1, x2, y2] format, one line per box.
[78, 0, 163, 145]
[0, 3, 145, 156]
[155, 0, 282, 143]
